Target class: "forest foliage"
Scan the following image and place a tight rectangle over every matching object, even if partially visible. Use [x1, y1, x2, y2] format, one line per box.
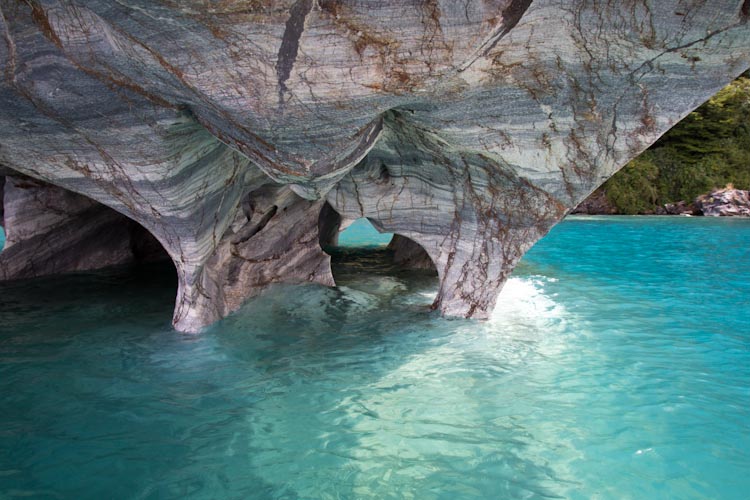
[600, 73, 750, 214]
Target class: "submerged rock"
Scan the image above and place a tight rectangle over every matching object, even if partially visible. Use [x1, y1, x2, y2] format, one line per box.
[0, 1, 749, 331]
[695, 188, 750, 217]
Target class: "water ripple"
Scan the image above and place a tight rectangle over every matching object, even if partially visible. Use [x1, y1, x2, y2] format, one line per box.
[0, 217, 748, 498]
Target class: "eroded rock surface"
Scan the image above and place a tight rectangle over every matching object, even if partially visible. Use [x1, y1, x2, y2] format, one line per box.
[0, 176, 166, 280]
[0, 1, 749, 330]
[173, 184, 334, 332]
[388, 235, 436, 272]
[327, 114, 565, 318]
[0, 176, 5, 228]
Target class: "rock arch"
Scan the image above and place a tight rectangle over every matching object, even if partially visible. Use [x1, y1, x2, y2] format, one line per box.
[0, 173, 169, 280]
[387, 235, 437, 273]
[0, 0, 748, 330]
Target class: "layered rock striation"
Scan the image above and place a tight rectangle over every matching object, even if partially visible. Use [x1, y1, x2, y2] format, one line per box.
[0, 175, 166, 279]
[1, 1, 749, 331]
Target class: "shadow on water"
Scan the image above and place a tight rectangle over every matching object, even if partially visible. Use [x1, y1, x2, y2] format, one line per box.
[0, 261, 309, 497]
[0, 261, 176, 332]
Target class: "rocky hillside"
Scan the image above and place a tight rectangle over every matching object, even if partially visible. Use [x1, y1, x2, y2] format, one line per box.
[575, 187, 750, 216]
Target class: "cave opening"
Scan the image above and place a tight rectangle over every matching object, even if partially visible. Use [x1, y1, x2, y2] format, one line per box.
[317, 203, 438, 308]
[336, 218, 394, 249]
[318, 202, 393, 256]
[0, 174, 177, 319]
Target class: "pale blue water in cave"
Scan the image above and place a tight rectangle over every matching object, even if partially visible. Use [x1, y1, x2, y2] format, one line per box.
[1, 216, 749, 499]
[337, 218, 393, 247]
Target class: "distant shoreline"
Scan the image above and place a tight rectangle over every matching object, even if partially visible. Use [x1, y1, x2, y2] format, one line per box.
[572, 187, 750, 218]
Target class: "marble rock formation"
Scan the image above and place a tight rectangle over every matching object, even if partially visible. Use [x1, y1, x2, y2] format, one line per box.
[388, 235, 437, 272]
[0, 1, 749, 331]
[0, 176, 5, 228]
[0, 175, 166, 280]
[695, 188, 750, 216]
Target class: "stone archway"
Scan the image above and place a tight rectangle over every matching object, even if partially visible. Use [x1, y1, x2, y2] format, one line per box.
[387, 234, 437, 272]
[319, 202, 437, 283]
[0, 174, 170, 281]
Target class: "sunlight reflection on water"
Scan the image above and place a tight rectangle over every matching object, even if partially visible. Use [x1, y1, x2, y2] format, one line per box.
[0, 216, 748, 498]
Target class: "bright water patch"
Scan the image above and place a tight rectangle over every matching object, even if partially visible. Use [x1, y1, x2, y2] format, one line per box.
[0, 226, 4, 251]
[337, 218, 393, 248]
[0, 216, 749, 498]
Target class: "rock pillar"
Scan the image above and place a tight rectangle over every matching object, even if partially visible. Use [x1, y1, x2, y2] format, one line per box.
[172, 185, 335, 332]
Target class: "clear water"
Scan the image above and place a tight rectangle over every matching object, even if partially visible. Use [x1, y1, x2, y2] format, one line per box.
[337, 218, 393, 248]
[1, 216, 748, 499]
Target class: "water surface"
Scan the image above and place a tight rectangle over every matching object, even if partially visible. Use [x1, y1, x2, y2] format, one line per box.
[1, 216, 748, 498]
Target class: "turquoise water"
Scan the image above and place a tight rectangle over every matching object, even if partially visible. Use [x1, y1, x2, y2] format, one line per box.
[337, 218, 393, 247]
[1, 216, 749, 498]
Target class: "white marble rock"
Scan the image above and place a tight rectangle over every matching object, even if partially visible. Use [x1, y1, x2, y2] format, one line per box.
[0, 1, 749, 331]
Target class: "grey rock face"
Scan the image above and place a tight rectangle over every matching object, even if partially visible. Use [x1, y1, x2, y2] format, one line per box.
[173, 184, 334, 332]
[327, 115, 564, 318]
[0, 176, 5, 228]
[0, 1, 749, 330]
[0, 176, 166, 280]
[695, 188, 750, 216]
